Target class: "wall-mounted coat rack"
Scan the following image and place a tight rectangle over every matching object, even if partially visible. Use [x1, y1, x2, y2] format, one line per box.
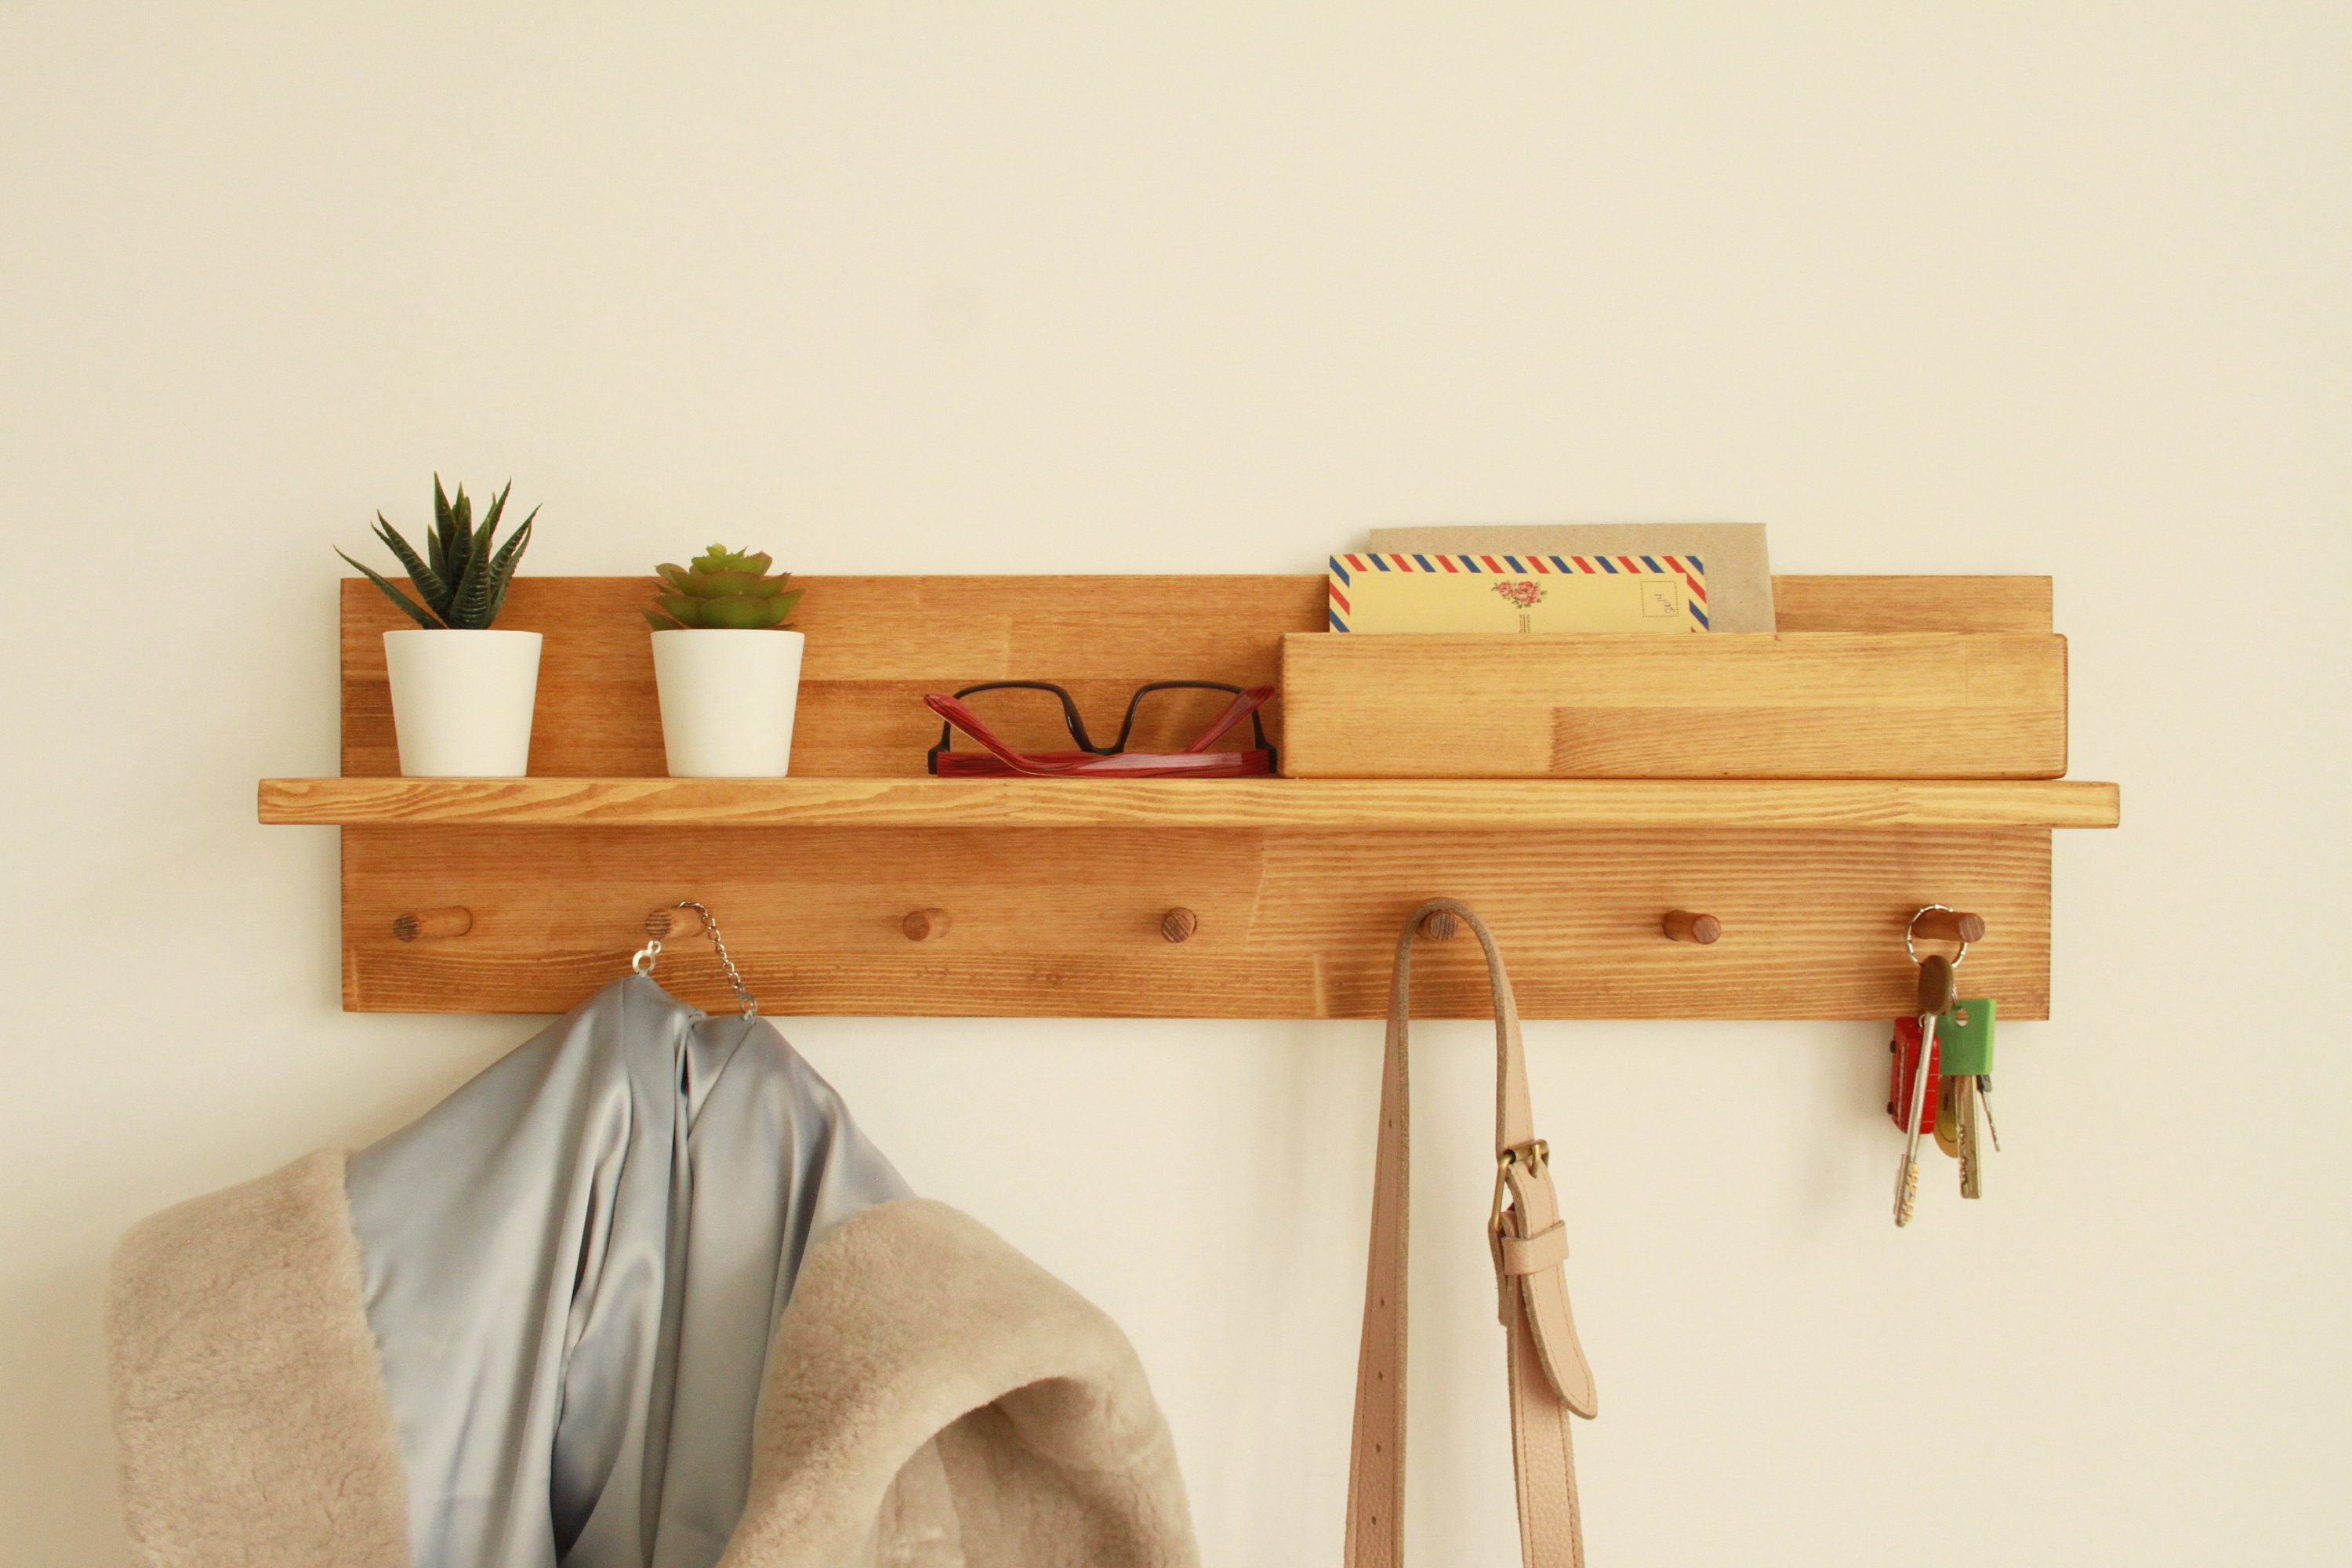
[260, 574, 2118, 1019]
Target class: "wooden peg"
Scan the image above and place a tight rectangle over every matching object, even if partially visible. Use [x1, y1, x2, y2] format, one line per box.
[1417, 908, 1460, 942]
[902, 907, 951, 942]
[645, 905, 710, 942]
[1662, 910, 1722, 945]
[392, 906, 473, 942]
[1912, 909, 1987, 943]
[1160, 907, 1199, 943]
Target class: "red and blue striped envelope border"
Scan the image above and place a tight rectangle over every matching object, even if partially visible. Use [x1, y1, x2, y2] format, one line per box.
[1326, 552, 1710, 633]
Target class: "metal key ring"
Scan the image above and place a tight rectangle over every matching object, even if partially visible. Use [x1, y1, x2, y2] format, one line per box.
[1905, 905, 1969, 967]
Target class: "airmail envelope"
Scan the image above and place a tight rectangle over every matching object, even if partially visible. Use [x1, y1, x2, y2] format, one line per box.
[1327, 552, 1708, 633]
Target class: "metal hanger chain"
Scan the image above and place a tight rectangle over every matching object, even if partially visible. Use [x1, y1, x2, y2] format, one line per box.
[630, 899, 759, 1018]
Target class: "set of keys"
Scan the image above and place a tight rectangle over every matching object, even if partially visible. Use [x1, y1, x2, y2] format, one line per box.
[1889, 908, 2002, 1227]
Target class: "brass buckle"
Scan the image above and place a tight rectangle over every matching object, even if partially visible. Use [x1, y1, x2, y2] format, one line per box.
[1490, 1139, 1550, 1234]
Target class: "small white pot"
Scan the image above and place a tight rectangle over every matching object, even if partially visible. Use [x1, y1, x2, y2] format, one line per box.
[652, 629, 806, 777]
[383, 629, 543, 777]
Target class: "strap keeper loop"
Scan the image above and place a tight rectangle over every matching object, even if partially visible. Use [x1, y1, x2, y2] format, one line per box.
[1489, 1138, 1551, 1234]
[1497, 1219, 1570, 1277]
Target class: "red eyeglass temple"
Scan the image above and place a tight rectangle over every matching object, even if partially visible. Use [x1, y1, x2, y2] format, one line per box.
[924, 688, 1276, 778]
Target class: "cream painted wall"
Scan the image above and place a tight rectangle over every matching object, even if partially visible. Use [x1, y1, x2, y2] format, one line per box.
[2, 5, 2345, 1563]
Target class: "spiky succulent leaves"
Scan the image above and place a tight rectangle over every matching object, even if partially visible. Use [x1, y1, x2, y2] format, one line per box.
[430, 475, 477, 595]
[345, 477, 534, 630]
[440, 510, 495, 626]
[370, 514, 450, 617]
[445, 492, 535, 629]
[336, 547, 445, 629]
[451, 482, 476, 585]
[481, 508, 537, 626]
[426, 477, 449, 583]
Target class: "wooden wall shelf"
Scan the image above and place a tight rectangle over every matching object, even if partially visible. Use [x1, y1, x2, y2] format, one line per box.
[1280, 632, 2069, 779]
[267, 572, 2118, 1020]
[260, 775, 2120, 831]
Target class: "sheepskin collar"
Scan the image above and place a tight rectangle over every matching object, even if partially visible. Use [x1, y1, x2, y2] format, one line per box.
[107, 1152, 1196, 1568]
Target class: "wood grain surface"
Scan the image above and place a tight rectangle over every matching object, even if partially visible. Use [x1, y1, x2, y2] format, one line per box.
[1279, 632, 2067, 779]
[339, 573, 2055, 777]
[1771, 575, 2050, 633]
[263, 775, 2121, 829]
[318, 572, 2087, 1018]
[339, 825, 2053, 1018]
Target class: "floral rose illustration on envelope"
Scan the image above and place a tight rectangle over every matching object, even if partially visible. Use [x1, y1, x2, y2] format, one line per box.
[1492, 580, 1547, 608]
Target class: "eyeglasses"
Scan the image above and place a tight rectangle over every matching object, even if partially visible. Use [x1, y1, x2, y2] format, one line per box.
[925, 681, 1276, 777]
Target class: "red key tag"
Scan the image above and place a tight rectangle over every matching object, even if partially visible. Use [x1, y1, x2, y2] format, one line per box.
[1887, 1016, 1942, 1135]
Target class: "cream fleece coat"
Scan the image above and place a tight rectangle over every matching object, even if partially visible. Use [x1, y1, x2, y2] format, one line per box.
[107, 1151, 1196, 1568]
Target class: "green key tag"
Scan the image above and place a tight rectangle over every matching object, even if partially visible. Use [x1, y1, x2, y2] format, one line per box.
[1938, 997, 1996, 1078]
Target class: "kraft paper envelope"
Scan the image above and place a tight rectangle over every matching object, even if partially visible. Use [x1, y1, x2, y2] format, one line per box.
[1366, 523, 1774, 631]
[1328, 551, 1707, 633]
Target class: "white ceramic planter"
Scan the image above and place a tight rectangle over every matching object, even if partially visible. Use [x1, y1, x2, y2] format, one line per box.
[652, 629, 806, 777]
[383, 629, 543, 777]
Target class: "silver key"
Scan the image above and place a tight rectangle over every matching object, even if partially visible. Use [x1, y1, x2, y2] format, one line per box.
[1893, 955, 1957, 1227]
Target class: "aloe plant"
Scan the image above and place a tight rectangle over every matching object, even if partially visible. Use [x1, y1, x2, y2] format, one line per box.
[339, 477, 538, 629]
[644, 546, 803, 630]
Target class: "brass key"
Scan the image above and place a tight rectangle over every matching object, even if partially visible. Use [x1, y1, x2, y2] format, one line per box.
[1936, 1076, 1964, 1160]
[1957, 1072, 1983, 1199]
[1940, 997, 1998, 1192]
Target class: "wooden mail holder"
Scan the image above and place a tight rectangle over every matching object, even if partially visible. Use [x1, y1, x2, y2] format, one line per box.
[259, 574, 2118, 1018]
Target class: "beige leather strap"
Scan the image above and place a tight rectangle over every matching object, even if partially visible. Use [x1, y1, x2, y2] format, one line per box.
[1345, 898, 1597, 1568]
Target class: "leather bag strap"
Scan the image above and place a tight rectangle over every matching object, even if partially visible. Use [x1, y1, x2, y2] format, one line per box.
[1345, 898, 1598, 1568]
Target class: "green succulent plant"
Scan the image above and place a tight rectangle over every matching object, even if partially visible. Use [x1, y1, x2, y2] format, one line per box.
[338, 476, 538, 630]
[644, 546, 803, 630]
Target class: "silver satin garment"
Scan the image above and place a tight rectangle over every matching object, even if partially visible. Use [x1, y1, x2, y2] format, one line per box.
[345, 974, 909, 1568]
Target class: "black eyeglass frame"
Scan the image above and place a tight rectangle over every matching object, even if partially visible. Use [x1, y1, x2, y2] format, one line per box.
[926, 681, 1275, 773]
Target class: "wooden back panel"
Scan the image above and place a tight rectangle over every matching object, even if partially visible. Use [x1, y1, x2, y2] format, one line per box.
[340, 823, 2053, 1019]
[343, 575, 1324, 777]
[340, 575, 2053, 777]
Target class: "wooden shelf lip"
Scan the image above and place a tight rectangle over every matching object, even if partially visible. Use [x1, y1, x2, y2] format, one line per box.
[260, 776, 2121, 830]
